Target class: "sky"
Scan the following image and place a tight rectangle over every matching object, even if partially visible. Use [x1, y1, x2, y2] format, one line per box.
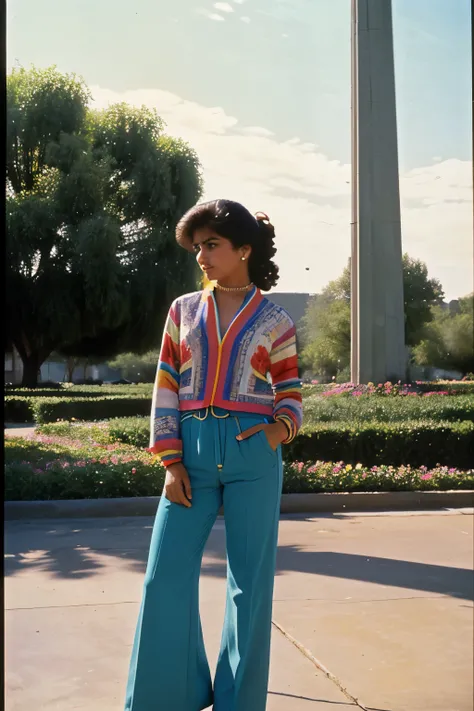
[7, 0, 473, 300]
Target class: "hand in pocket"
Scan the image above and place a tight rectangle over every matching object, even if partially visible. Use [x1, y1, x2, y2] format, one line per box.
[236, 421, 287, 451]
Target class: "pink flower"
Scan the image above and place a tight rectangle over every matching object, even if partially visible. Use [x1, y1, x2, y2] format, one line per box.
[421, 473, 433, 481]
[131, 468, 137, 474]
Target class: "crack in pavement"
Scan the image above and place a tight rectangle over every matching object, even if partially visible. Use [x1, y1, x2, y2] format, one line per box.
[5, 600, 140, 611]
[272, 618, 370, 711]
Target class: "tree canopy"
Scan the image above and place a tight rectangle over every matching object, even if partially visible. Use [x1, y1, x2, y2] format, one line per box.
[413, 295, 474, 375]
[6, 66, 203, 386]
[301, 255, 445, 378]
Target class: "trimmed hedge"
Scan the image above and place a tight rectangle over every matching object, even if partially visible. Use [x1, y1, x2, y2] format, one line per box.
[303, 394, 474, 424]
[287, 420, 474, 469]
[5, 383, 152, 398]
[39, 417, 474, 469]
[5, 395, 152, 424]
[34, 396, 152, 423]
[5, 385, 154, 423]
[4, 397, 35, 423]
[7, 382, 474, 425]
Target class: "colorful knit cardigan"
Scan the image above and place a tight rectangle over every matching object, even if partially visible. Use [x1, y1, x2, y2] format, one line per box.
[149, 284, 303, 466]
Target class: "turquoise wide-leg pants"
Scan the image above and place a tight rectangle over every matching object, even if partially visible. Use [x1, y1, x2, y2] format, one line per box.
[124, 408, 283, 711]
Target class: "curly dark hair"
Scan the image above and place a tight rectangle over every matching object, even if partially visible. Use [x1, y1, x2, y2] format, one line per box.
[175, 199, 279, 291]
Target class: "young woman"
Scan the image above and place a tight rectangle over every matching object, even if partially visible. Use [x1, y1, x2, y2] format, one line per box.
[124, 199, 303, 711]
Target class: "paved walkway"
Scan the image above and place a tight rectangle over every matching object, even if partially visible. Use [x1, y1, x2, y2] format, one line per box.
[5, 511, 474, 711]
[4, 423, 36, 438]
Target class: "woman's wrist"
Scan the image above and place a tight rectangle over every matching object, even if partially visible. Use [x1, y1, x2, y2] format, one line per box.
[274, 419, 290, 443]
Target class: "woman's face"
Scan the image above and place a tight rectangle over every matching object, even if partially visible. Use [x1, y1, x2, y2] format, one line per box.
[192, 226, 250, 284]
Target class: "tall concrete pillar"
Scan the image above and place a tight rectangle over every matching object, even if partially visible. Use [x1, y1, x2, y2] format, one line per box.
[350, 0, 406, 384]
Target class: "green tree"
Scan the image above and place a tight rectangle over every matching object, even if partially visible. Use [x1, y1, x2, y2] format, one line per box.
[413, 295, 474, 374]
[300, 266, 351, 378]
[6, 66, 202, 386]
[301, 256, 444, 377]
[403, 255, 444, 346]
[107, 350, 160, 383]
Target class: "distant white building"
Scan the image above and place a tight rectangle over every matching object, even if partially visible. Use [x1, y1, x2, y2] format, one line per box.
[4, 346, 120, 385]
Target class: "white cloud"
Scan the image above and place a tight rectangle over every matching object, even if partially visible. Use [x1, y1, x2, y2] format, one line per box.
[239, 126, 274, 137]
[196, 8, 225, 21]
[241, 16, 251, 23]
[232, 0, 246, 4]
[214, 2, 234, 12]
[90, 85, 473, 301]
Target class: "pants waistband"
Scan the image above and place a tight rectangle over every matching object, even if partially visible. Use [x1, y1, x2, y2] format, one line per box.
[181, 406, 272, 423]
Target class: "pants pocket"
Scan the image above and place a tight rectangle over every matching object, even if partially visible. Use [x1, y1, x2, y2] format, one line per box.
[258, 428, 278, 455]
[234, 416, 277, 460]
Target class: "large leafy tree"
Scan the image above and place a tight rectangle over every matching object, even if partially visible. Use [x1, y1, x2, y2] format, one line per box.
[402, 256, 444, 347]
[413, 295, 474, 375]
[301, 255, 444, 377]
[6, 66, 202, 386]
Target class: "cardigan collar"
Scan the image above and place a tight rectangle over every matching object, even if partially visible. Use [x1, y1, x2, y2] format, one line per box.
[203, 283, 263, 343]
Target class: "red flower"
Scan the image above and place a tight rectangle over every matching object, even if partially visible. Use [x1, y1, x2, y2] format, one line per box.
[251, 346, 271, 376]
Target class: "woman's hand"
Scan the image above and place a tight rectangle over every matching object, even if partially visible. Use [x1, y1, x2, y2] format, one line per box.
[164, 463, 192, 507]
[236, 420, 288, 451]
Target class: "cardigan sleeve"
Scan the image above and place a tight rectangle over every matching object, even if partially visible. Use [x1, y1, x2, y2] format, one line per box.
[148, 299, 183, 466]
[269, 317, 303, 444]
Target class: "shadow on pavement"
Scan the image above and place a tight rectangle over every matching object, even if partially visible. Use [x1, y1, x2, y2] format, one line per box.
[4, 519, 473, 601]
[202, 543, 474, 601]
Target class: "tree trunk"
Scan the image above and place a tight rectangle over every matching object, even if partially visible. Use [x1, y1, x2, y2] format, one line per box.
[66, 357, 78, 382]
[21, 355, 42, 388]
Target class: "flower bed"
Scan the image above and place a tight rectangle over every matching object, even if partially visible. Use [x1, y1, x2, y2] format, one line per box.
[303, 381, 474, 397]
[284, 461, 474, 494]
[5, 433, 473, 501]
[4, 433, 164, 500]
